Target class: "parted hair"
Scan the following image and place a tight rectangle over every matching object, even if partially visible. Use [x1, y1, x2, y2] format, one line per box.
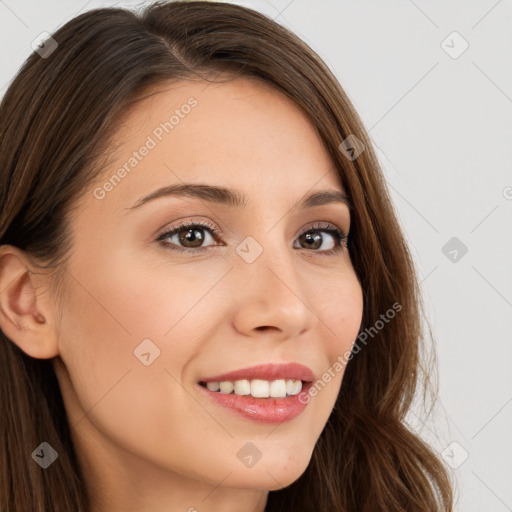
[0, 1, 453, 510]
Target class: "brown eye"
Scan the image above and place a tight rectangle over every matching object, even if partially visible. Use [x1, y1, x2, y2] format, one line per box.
[157, 219, 347, 256]
[177, 226, 207, 248]
[293, 222, 348, 255]
[296, 230, 336, 251]
[298, 231, 323, 250]
[157, 221, 219, 252]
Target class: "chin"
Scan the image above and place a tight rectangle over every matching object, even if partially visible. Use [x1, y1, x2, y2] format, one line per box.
[239, 466, 309, 492]
[227, 448, 312, 491]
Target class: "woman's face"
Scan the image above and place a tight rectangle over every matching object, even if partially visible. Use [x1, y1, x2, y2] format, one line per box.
[52, 76, 363, 500]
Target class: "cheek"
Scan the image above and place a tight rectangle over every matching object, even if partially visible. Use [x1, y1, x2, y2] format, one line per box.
[315, 267, 364, 350]
[78, 244, 229, 341]
[55, 270, 136, 416]
[55, 249, 229, 426]
[309, 268, 363, 394]
[54, 258, 209, 464]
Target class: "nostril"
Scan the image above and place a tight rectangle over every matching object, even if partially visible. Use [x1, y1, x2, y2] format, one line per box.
[255, 326, 277, 332]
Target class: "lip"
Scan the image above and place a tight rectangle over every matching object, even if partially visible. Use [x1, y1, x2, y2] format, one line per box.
[196, 362, 315, 424]
[198, 362, 315, 383]
[197, 380, 313, 424]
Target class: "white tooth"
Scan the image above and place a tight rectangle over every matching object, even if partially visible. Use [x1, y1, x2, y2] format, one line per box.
[206, 381, 220, 391]
[289, 379, 302, 396]
[209, 379, 300, 397]
[251, 379, 270, 398]
[234, 379, 251, 395]
[219, 381, 234, 394]
[269, 379, 287, 398]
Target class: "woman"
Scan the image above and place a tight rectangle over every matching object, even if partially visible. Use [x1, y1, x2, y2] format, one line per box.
[0, 1, 453, 511]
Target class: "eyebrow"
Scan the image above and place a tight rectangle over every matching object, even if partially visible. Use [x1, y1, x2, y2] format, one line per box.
[127, 183, 351, 211]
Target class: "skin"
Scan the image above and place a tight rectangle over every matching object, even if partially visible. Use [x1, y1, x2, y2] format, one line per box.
[0, 76, 363, 512]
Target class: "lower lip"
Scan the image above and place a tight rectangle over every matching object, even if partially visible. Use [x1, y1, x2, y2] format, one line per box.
[197, 382, 312, 424]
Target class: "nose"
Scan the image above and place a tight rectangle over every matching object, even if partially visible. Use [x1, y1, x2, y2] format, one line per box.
[230, 241, 319, 341]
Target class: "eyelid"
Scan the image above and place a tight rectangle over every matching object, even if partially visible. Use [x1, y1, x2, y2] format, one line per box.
[156, 219, 350, 240]
[297, 220, 347, 238]
[155, 217, 220, 241]
[156, 217, 348, 239]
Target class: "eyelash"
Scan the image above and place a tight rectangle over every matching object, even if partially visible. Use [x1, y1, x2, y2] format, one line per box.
[156, 219, 348, 257]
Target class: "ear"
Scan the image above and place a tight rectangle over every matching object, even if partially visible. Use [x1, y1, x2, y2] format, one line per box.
[0, 245, 59, 359]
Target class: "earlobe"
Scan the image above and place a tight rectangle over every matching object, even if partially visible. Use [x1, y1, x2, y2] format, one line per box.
[0, 245, 59, 359]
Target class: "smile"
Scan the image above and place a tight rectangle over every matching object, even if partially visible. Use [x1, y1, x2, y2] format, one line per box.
[197, 380, 313, 424]
[199, 378, 303, 398]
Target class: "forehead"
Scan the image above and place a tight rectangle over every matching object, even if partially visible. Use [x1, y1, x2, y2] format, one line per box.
[90, 75, 344, 210]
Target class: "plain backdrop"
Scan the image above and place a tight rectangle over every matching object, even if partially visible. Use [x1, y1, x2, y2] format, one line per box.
[1, 1, 511, 511]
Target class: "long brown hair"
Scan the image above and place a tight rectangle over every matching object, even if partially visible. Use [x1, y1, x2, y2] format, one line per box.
[0, 1, 453, 510]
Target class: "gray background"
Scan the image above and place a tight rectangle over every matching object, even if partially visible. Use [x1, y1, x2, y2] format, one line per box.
[1, 1, 511, 510]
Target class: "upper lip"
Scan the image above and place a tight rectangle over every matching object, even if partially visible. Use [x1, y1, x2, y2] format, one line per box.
[199, 362, 315, 384]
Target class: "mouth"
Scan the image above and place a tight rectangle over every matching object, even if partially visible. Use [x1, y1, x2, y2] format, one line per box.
[198, 378, 307, 398]
[196, 363, 315, 424]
